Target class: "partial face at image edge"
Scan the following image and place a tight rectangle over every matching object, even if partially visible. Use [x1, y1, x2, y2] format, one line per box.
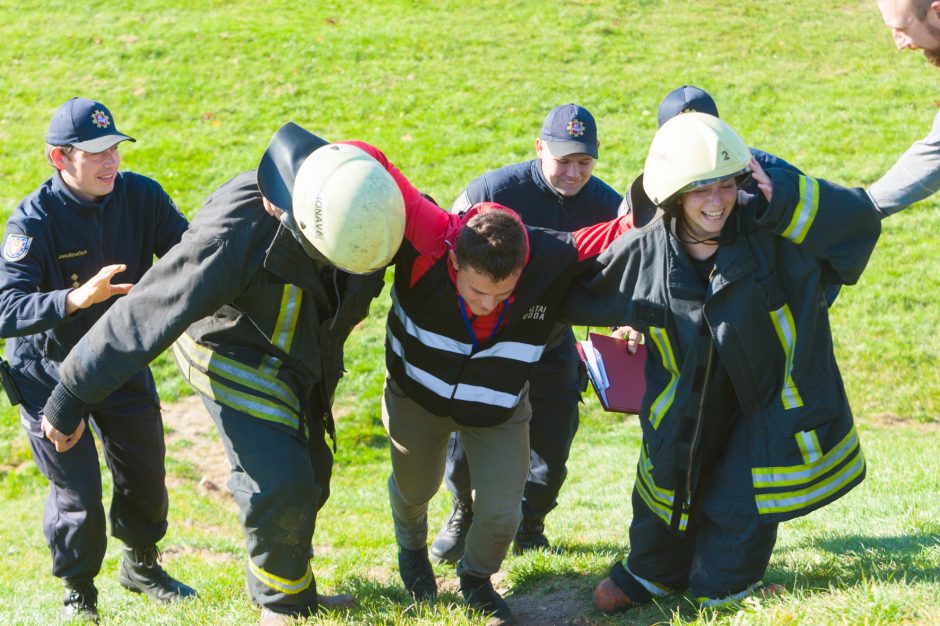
[878, 0, 940, 65]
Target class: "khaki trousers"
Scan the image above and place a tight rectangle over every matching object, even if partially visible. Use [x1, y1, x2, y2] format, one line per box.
[382, 376, 531, 577]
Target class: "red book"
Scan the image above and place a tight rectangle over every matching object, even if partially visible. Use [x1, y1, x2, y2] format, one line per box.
[576, 332, 647, 414]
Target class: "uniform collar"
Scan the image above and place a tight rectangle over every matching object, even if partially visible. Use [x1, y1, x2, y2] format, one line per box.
[529, 158, 597, 204]
[529, 159, 563, 200]
[50, 169, 115, 212]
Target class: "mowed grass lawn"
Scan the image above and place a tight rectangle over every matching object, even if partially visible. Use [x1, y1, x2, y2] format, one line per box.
[1, 1, 938, 624]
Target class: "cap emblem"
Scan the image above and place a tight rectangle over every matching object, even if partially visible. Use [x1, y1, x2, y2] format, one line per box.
[566, 119, 586, 137]
[91, 110, 111, 129]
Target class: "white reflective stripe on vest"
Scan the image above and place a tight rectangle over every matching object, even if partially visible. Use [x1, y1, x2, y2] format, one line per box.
[388, 321, 525, 410]
[453, 382, 522, 408]
[391, 292, 473, 355]
[472, 340, 544, 363]
[388, 330, 460, 399]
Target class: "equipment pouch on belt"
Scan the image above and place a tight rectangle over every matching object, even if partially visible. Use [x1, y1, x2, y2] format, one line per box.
[0, 357, 23, 406]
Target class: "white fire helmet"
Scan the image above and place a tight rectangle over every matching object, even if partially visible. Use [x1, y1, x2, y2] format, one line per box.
[642, 112, 751, 208]
[292, 143, 405, 274]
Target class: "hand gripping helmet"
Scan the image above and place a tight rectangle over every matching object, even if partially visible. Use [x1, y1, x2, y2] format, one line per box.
[258, 122, 405, 274]
[642, 112, 751, 208]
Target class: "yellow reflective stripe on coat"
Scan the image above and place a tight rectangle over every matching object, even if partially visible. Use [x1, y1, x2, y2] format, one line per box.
[248, 558, 313, 595]
[647, 327, 680, 429]
[261, 285, 303, 376]
[769, 304, 804, 409]
[752, 427, 865, 515]
[175, 332, 300, 413]
[781, 175, 819, 244]
[636, 446, 688, 532]
[174, 345, 301, 430]
[795, 429, 822, 464]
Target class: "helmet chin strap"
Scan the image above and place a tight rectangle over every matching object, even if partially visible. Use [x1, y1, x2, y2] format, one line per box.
[279, 211, 331, 265]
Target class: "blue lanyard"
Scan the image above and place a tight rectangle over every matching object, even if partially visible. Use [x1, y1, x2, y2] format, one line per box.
[458, 295, 509, 351]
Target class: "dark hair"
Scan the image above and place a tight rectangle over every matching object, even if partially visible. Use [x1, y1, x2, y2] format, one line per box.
[455, 209, 527, 281]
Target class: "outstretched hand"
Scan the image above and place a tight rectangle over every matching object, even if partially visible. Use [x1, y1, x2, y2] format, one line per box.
[65, 264, 133, 314]
[749, 157, 773, 202]
[41, 415, 86, 453]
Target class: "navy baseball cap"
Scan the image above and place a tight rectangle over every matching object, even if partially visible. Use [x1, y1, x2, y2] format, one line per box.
[657, 86, 720, 128]
[540, 103, 599, 159]
[46, 97, 135, 153]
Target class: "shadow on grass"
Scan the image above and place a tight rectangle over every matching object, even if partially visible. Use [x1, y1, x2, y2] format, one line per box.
[339, 571, 696, 626]
[805, 532, 940, 583]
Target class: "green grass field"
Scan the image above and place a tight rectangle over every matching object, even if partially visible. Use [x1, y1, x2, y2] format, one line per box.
[1, 1, 938, 624]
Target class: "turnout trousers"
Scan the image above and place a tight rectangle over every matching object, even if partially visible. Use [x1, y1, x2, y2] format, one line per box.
[198, 392, 333, 616]
[443, 332, 582, 522]
[610, 412, 778, 603]
[21, 384, 168, 584]
[383, 375, 532, 578]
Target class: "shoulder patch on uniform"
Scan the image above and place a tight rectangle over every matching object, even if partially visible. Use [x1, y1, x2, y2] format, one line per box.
[3, 234, 32, 262]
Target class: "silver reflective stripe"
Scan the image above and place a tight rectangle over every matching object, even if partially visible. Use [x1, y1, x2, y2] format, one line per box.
[391, 292, 472, 355]
[769, 304, 803, 410]
[796, 430, 822, 463]
[388, 330, 456, 399]
[755, 453, 864, 515]
[388, 322, 524, 409]
[453, 383, 521, 408]
[175, 333, 300, 412]
[248, 558, 313, 595]
[781, 176, 820, 245]
[175, 345, 300, 429]
[752, 428, 859, 487]
[261, 285, 303, 376]
[472, 341, 544, 363]
[698, 582, 762, 607]
[625, 564, 671, 598]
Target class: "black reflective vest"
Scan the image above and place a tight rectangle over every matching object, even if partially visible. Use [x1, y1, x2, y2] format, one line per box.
[386, 224, 583, 427]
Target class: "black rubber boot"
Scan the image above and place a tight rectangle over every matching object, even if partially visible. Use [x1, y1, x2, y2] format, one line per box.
[429, 497, 473, 565]
[62, 580, 99, 623]
[459, 573, 512, 625]
[397, 545, 437, 601]
[118, 544, 198, 604]
[512, 517, 551, 554]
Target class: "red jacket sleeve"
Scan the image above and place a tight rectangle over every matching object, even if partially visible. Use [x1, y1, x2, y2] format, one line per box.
[572, 214, 632, 262]
[340, 141, 456, 258]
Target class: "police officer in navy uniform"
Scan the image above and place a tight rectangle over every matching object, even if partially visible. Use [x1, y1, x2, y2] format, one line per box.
[429, 104, 622, 563]
[0, 97, 195, 622]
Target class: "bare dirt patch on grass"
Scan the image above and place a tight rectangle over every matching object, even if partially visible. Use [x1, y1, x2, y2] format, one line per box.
[863, 411, 940, 432]
[162, 395, 232, 498]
